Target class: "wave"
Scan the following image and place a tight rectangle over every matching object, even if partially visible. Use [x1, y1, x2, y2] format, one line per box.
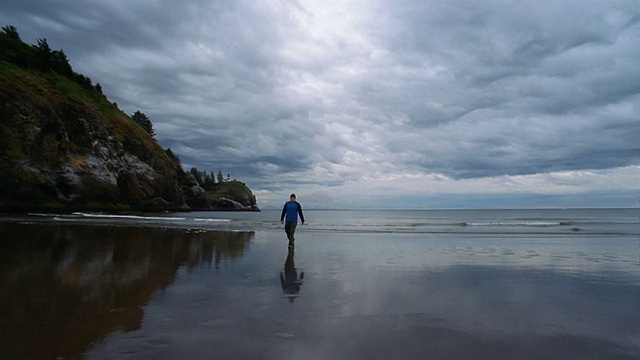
[71, 212, 187, 221]
[23, 212, 235, 231]
[464, 221, 564, 227]
[194, 218, 231, 222]
[29, 212, 233, 223]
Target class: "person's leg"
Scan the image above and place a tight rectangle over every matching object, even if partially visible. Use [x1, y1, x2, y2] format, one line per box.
[284, 222, 292, 242]
[285, 222, 292, 242]
[285, 222, 297, 245]
[289, 222, 297, 243]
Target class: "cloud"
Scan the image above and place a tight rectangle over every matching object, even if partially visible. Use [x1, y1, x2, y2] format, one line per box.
[2, 0, 638, 208]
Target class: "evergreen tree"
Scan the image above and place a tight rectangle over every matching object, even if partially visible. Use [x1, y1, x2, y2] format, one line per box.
[33, 38, 52, 71]
[131, 110, 156, 137]
[50, 48, 73, 77]
[187, 167, 223, 191]
[2, 25, 20, 40]
[34, 38, 51, 54]
[202, 172, 215, 190]
[189, 167, 203, 184]
[165, 148, 180, 163]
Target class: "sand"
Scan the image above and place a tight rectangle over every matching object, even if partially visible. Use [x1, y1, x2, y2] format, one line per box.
[1, 223, 638, 359]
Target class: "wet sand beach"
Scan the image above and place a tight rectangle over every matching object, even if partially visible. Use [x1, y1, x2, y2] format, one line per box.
[1, 209, 639, 359]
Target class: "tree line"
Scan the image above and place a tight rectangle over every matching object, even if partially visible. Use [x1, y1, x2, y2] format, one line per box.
[1, 25, 103, 94]
[188, 168, 232, 191]
[2, 25, 159, 140]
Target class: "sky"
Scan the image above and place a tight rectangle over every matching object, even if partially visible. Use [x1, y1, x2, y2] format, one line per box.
[2, 0, 639, 209]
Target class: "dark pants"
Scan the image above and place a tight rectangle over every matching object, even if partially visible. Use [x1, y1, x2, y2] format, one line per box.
[284, 221, 297, 244]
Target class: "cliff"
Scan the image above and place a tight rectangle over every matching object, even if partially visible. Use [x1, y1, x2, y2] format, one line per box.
[0, 29, 258, 212]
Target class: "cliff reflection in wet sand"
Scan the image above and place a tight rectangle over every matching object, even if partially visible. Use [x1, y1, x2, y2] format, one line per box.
[0, 223, 253, 359]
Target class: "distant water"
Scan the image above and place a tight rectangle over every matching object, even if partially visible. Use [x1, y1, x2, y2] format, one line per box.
[1, 208, 639, 359]
[6, 208, 639, 236]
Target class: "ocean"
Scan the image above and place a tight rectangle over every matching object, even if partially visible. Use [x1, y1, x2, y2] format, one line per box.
[1, 208, 638, 359]
[9, 207, 640, 235]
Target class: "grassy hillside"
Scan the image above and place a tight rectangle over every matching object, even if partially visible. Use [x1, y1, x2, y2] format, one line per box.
[0, 26, 258, 211]
[0, 29, 185, 211]
[0, 63, 162, 158]
[209, 180, 255, 201]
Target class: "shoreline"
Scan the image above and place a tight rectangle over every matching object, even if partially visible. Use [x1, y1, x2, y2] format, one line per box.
[1, 207, 638, 237]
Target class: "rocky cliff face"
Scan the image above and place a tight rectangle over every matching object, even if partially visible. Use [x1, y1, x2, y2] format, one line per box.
[0, 78, 180, 211]
[181, 175, 260, 211]
[0, 59, 258, 212]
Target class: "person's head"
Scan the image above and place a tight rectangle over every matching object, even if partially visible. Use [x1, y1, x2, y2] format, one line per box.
[290, 193, 296, 201]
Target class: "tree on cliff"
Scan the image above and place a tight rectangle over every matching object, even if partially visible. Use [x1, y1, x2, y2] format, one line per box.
[1, 26, 98, 92]
[189, 168, 220, 191]
[131, 110, 156, 137]
[33, 38, 74, 78]
[1, 25, 20, 40]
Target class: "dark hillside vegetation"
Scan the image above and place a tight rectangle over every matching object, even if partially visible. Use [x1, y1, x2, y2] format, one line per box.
[0, 26, 258, 212]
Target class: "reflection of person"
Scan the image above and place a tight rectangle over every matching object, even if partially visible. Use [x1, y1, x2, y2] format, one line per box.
[280, 193, 305, 248]
[280, 248, 304, 302]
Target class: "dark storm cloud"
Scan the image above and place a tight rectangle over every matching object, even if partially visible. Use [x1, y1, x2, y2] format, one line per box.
[363, 0, 639, 179]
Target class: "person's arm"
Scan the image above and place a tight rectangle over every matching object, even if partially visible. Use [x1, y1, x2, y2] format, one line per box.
[280, 203, 286, 222]
[297, 203, 305, 224]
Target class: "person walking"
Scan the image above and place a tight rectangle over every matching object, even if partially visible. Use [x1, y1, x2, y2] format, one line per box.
[280, 193, 305, 248]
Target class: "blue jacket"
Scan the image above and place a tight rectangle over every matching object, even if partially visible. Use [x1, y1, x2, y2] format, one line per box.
[281, 201, 305, 223]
